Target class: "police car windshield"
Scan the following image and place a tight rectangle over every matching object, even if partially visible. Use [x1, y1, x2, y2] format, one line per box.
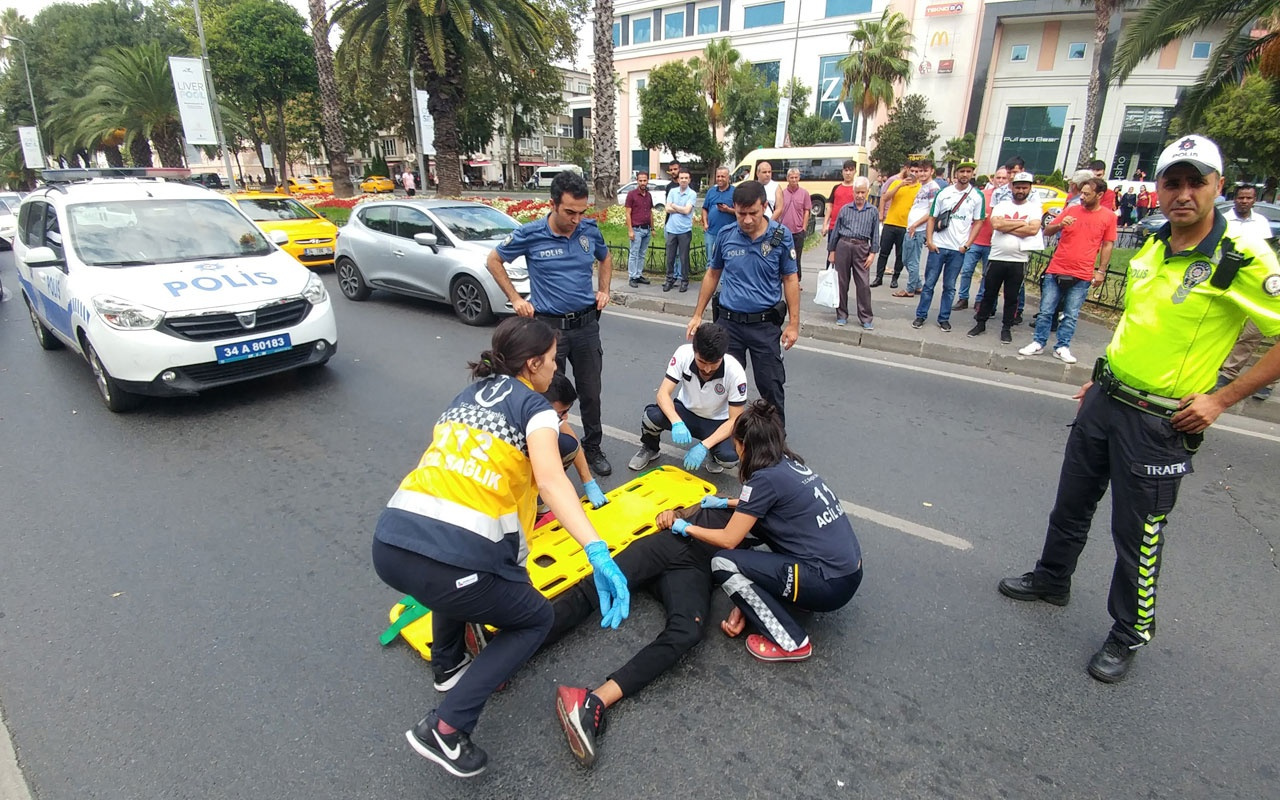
[430, 205, 519, 241]
[67, 198, 273, 267]
[236, 197, 320, 221]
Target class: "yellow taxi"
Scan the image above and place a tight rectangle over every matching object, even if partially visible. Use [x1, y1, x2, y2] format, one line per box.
[1032, 184, 1068, 225]
[230, 192, 339, 268]
[360, 175, 395, 193]
[286, 177, 324, 196]
[307, 176, 333, 194]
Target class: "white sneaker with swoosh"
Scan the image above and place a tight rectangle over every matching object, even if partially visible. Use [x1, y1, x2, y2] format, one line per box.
[405, 714, 488, 778]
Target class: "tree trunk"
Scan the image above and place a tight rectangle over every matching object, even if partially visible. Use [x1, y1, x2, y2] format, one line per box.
[273, 99, 289, 187]
[308, 0, 354, 198]
[101, 145, 124, 168]
[414, 29, 465, 197]
[128, 135, 153, 168]
[1077, 1, 1111, 168]
[155, 125, 185, 168]
[591, 0, 618, 209]
[512, 110, 522, 191]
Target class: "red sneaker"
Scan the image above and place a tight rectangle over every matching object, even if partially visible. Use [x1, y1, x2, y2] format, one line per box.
[745, 633, 812, 662]
[554, 686, 607, 767]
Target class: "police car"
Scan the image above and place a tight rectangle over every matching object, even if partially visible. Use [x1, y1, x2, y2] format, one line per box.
[13, 168, 338, 412]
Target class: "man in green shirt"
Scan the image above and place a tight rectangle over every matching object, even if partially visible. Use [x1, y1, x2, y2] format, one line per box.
[997, 135, 1280, 684]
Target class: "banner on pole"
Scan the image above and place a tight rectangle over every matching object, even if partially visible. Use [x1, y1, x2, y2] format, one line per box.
[168, 56, 219, 145]
[773, 97, 790, 149]
[18, 126, 43, 168]
[416, 90, 436, 156]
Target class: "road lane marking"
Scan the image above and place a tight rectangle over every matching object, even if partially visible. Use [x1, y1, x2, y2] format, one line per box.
[583, 418, 973, 551]
[605, 308, 1280, 444]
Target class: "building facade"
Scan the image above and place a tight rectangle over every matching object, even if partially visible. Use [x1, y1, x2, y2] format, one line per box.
[608, 0, 1227, 181]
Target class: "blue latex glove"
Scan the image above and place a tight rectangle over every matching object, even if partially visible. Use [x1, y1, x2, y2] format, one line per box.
[683, 442, 708, 470]
[671, 518, 691, 537]
[671, 421, 692, 445]
[584, 540, 630, 629]
[700, 495, 729, 509]
[583, 479, 609, 509]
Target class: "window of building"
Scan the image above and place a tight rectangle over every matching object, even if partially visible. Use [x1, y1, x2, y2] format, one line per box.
[559, 125, 573, 138]
[664, 10, 684, 39]
[633, 18, 651, 44]
[1067, 42, 1086, 60]
[825, 0, 871, 18]
[636, 78, 647, 91]
[577, 81, 590, 93]
[697, 5, 719, 34]
[1112, 106, 1173, 180]
[752, 60, 780, 86]
[744, 2, 784, 29]
[1191, 41, 1211, 60]
[1010, 45, 1029, 62]
[816, 55, 855, 142]
[997, 105, 1067, 176]
[632, 150, 649, 176]
[612, 21, 621, 47]
[380, 138, 398, 157]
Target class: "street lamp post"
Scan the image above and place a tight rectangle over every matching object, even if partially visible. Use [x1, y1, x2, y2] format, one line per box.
[1061, 122, 1078, 175]
[4, 35, 44, 162]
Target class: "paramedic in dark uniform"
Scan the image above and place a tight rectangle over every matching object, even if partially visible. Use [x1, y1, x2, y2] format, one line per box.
[685, 180, 799, 424]
[998, 135, 1280, 684]
[488, 170, 614, 476]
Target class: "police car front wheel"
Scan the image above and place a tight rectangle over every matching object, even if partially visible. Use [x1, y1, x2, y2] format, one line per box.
[84, 341, 143, 413]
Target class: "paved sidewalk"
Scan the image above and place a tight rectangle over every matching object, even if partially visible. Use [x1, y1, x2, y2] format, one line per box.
[610, 266, 1280, 425]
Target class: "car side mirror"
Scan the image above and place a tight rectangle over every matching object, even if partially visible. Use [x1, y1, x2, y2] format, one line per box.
[269, 229, 289, 245]
[23, 246, 65, 270]
[414, 232, 438, 251]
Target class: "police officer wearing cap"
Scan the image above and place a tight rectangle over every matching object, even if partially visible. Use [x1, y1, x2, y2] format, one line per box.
[998, 135, 1280, 683]
[488, 171, 615, 476]
[685, 180, 799, 424]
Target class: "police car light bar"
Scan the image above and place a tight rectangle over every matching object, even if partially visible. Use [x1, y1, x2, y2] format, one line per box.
[40, 167, 192, 183]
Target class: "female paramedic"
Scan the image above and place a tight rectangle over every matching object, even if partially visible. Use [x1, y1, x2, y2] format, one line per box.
[371, 317, 630, 779]
[673, 400, 862, 662]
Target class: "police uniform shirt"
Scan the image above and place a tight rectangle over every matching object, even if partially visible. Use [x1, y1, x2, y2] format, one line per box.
[710, 221, 797, 313]
[495, 216, 608, 314]
[736, 457, 862, 578]
[1107, 211, 1280, 398]
[374, 375, 559, 583]
[664, 343, 748, 420]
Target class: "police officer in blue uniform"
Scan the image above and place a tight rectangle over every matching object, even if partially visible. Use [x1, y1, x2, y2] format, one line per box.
[488, 171, 615, 475]
[685, 180, 800, 423]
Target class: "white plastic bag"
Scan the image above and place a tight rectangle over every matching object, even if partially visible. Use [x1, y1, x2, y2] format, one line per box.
[814, 268, 839, 308]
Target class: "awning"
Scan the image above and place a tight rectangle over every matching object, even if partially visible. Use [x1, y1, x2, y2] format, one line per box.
[518, 160, 548, 167]
[467, 160, 491, 166]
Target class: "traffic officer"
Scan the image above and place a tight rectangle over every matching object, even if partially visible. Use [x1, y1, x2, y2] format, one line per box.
[685, 180, 799, 424]
[488, 171, 615, 476]
[998, 135, 1280, 684]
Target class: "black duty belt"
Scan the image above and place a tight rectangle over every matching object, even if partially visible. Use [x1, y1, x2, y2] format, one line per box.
[538, 304, 599, 330]
[1092, 358, 1180, 419]
[721, 308, 774, 324]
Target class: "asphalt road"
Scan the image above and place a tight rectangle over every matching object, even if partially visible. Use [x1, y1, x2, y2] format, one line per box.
[1, 257, 1277, 799]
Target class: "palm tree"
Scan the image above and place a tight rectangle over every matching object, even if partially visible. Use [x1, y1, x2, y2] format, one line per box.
[335, 0, 550, 197]
[689, 38, 740, 160]
[1114, 0, 1280, 123]
[837, 8, 915, 147]
[74, 42, 186, 167]
[307, 0, 355, 198]
[1072, 1, 1137, 168]
[591, 0, 619, 208]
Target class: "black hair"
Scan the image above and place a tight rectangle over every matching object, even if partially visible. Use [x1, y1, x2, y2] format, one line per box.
[668, 160, 680, 169]
[1004, 156, 1025, 170]
[1234, 183, 1257, 197]
[542, 372, 578, 407]
[692, 323, 729, 362]
[1083, 177, 1107, 195]
[842, 159, 858, 170]
[1088, 159, 1106, 172]
[733, 400, 803, 483]
[468, 317, 557, 380]
[732, 180, 767, 208]
[550, 170, 589, 204]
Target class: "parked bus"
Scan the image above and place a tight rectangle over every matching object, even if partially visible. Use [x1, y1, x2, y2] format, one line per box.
[731, 144, 871, 219]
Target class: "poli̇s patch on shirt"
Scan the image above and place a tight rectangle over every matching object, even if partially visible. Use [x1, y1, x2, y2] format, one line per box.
[579, 235, 590, 253]
[1172, 260, 1213, 304]
[1264, 273, 1280, 297]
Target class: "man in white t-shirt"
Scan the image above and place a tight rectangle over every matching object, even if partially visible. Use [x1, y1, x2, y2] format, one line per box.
[756, 161, 783, 220]
[969, 171, 1041, 342]
[914, 160, 986, 331]
[1223, 184, 1272, 241]
[627, 323, 747, 475]
[401, 168, 416, 197]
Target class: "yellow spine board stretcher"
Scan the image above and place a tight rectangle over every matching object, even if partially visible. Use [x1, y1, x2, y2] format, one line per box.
[385, 465, 717, 660]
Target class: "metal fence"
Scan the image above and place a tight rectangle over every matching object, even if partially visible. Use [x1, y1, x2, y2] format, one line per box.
[608, 243, 710, 279]
[1023, 226, 1146, 312]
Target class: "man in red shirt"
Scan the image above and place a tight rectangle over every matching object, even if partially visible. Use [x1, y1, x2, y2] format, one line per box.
[624, 173, 654, 287]
[1017, 177, 1117, 364]
[824, 160, 860, 234]
[1090, 160, 1118, 211]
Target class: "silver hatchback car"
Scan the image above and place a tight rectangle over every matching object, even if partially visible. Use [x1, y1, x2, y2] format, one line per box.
[335, 199, 531, 325]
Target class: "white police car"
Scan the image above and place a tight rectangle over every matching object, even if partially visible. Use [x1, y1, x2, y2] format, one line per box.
[14, 168, 338, 411]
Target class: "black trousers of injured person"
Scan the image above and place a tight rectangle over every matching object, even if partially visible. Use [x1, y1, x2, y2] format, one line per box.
[552, 314, 604, 455]
[1030, 384, 1196, 648]
[711, 549, 862, 652]
[371, 538, 553, 734]
[543, 508, 728, 696]
[717, 315, 786, 424]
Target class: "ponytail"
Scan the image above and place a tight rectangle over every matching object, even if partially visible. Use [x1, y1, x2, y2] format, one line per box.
[468, 316, 557, 380]
[733, 399, 803, 482]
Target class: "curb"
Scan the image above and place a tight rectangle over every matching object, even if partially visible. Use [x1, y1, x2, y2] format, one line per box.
[609, 290, 1280, 426]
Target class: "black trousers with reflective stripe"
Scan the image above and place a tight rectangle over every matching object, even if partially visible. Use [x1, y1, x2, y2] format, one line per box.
[1032, 384, 1195, 647]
